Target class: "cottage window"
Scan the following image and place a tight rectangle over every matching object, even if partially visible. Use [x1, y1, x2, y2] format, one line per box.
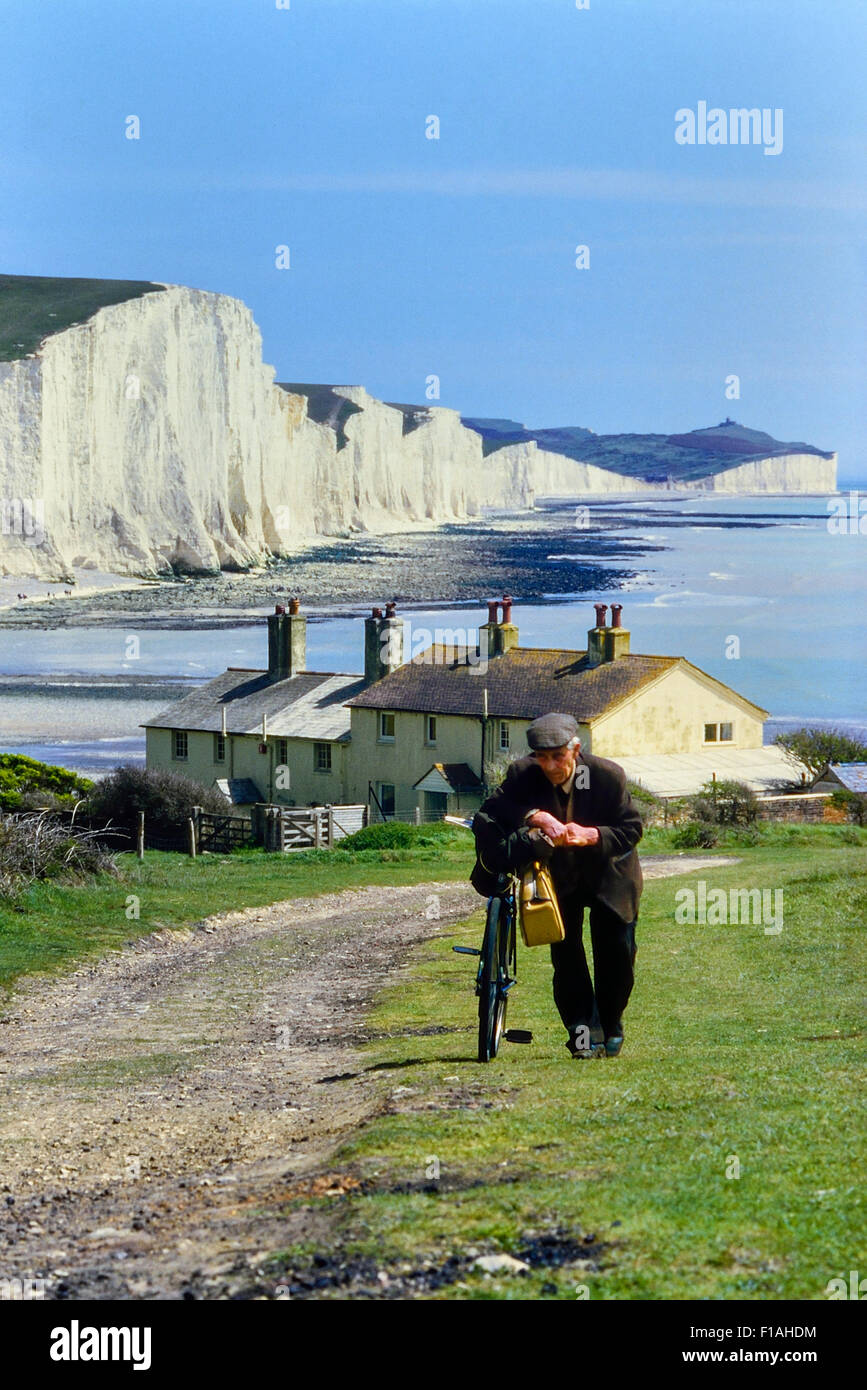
[704, 723, 718, 743]
[277, 738, 288, 766]
[379, 712, 395, 741]
[719, 722, 733, 742]
[314, 742, 332, 772]
[172, 730, 188, 760]
[499, 721, 510, 751]
[425, 715, 437, 745]
[214, 733, 226, 763]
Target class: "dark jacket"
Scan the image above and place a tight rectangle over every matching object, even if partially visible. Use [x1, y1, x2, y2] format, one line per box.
[471, 751, 643, 923]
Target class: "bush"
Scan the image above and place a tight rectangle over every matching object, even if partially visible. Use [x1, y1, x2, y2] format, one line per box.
[83, 764, 229, 838]
[672, 820, 719, 849]
[339, 821, 415, 851]
[626, 779, 665, 827]
[689, 779, 758, 826]
[0, 811, 118, 899]
[0, 754, 93, 812]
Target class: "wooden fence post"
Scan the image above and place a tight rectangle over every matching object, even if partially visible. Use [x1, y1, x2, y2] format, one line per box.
[414, 806, 421, 826]
[326, 806, 334, 847]
[137, 810, 145, 860]
[188, 817, 197, 859]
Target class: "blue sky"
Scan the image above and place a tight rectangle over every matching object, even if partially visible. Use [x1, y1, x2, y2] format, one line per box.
[1, 0, 865, 476]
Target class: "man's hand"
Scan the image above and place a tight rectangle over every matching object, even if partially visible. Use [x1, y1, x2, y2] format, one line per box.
[526, 810, 568, 842]
[560, 822, 600, 848]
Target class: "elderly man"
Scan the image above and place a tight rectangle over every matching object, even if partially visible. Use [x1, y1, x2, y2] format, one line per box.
[472, 712, 643, 1058]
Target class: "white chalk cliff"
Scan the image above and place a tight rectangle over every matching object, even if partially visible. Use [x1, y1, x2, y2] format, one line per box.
[0, 284, 836, 579]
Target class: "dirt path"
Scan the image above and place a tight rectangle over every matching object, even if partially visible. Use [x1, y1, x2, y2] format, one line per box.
[0, 857, 735, 1300]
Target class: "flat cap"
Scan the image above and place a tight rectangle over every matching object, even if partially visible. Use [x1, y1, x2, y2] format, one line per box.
[526, 712, 579, 750]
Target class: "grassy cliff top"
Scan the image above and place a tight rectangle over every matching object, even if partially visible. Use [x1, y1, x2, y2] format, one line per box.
[0, 274, 165, 362]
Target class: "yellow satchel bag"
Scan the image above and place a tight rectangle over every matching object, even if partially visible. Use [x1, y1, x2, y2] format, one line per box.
[518, 862, 566, 946]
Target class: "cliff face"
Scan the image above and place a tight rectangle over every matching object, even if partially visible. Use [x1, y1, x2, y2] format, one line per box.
[701, 453, 838, 493]
[0, 282, 838, 580]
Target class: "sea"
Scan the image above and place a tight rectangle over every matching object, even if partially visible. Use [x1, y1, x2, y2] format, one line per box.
[1, 492, 864, 778]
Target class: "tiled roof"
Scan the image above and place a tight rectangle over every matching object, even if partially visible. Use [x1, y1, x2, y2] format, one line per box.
[346, 646, 679, 722]
[142, 670, 365, 741]
[825, 763, 867, 793]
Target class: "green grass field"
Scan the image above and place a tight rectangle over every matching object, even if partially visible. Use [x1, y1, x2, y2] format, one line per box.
[288, 828, 866, 1300]
[0, 274, 164, 361]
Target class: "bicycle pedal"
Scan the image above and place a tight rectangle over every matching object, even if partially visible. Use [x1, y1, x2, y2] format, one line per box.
[452, 945, 481, 956]
[504, 1029, 533, 1044]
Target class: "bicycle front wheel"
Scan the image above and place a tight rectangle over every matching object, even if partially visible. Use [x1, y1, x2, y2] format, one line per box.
[477, 895, 509, 1062]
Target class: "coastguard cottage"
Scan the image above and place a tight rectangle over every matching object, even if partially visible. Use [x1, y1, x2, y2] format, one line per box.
[144, 598, 769, 818]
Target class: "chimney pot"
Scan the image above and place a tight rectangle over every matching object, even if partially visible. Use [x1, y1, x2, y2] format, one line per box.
[289, 596, 300, 616]
[372, 606, 383, 619]
[594, 602, 608, 628]
[610, 603, 623, 628]
[487, 600, 499, 623]
[385, 601, 397, 618]
[501, 594, 513, 624]
[275, 603, 285, 615]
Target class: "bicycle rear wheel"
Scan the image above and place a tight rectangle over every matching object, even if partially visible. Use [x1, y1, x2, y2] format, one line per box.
[477, 894, 509, 1062]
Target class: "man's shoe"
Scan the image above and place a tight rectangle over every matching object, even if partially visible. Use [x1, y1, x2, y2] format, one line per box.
[604, 1035, 624, 1057]
[566, 1030, 604, 1059]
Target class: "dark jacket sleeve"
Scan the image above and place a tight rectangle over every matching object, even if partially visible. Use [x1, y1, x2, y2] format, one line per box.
[471, 761, 554, 888]
[591, 763, 644, 862]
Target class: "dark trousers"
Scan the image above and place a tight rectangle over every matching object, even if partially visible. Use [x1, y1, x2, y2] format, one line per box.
[549, 894, 637, 1040]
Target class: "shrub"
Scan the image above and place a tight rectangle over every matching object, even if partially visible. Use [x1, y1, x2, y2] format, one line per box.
[672, 820, 719, 849]
[689, 779, 758, 826]
[0, 811, 118, 899]
[626, 779, 665, 827]
[0, 754, 92, 812]
[83, 764, 229, 838]
[339, 821, 415, 851]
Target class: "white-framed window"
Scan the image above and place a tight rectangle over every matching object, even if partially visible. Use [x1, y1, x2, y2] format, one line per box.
[172, 729, 188, 760]
[277, 738, 288, 766]
[425, 715, 437, 745]
[704, 722, 735, 743]
[499, 721, 510, 751]
[379, 711, 395, 741]
[214, 732, 226, 763]
[314, 741, 332, 772]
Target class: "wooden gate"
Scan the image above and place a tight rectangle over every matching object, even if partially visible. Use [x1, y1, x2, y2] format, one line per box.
[262, 804, 368, 852]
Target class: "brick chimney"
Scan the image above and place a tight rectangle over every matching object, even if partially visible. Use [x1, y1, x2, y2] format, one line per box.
[267, 597, 306, 679]
[586, 601, 630, 666]
[364, 601, 404, 684]
[480, 594, 519, 659]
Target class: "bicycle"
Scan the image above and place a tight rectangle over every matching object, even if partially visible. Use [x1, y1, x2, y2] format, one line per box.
[446, 817, 533, 1063]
